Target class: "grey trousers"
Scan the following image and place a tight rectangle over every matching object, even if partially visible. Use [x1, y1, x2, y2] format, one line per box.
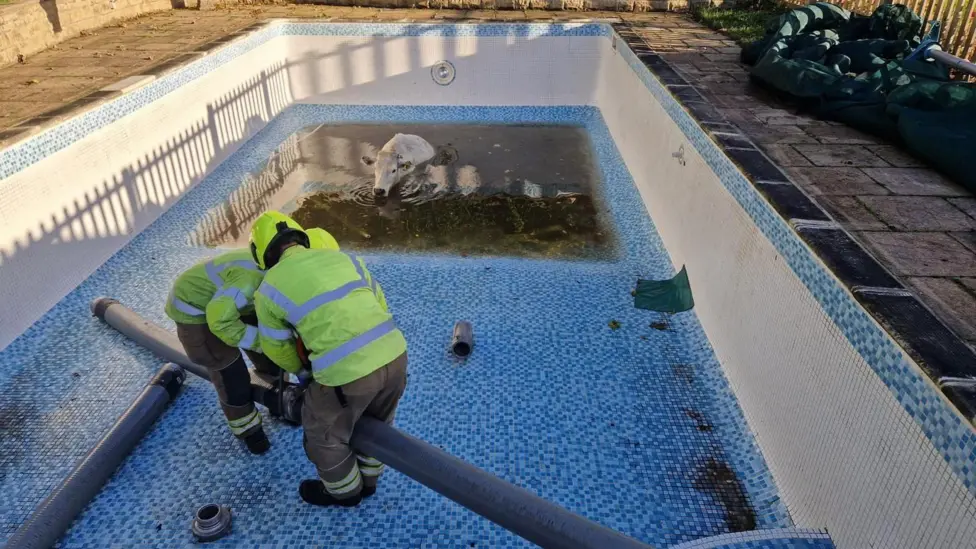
[301, 353, 408, 499]
[175, 322, 280, 438]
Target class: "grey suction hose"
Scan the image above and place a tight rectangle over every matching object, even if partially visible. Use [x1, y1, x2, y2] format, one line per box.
[352, 418, 654, 549]
[91, 297, 656, 549]
[92, 297, 208, 379]
[91, 297, 302, 423]
[4, 363, 185, 549]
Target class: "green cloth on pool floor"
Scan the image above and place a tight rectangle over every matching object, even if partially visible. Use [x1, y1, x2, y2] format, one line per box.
[634, 266, 695, 314]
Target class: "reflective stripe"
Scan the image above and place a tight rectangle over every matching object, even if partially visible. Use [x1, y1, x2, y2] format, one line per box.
[369, 277, 378, 297]
[171, 297, 205, 317]
[259, 324, 293, 341]
[357, 455, 384, 477]
[289, 279, 368, 325]
[228, 410, 261, 436]
[239, 325, 259, 351]
[356, 455, 382, 467]
[359, 464, 384, 477]
[323, 467, 362, 495]
[205, 259, 259, 286]
[258, 253, 370, 326]
[214, 286, 248, 309]
[350, 255, 366, 281]
[310, 320, 398, 373]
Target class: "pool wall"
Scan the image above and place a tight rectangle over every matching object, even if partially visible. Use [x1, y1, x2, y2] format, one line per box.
[0, 20, 974, 548]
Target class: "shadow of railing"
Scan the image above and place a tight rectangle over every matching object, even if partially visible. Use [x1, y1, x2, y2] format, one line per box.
[0, 23, 606, 348]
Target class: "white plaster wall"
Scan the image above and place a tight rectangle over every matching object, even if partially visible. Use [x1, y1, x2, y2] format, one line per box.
[0, 37, 292, 349]
[286, 35, 604, 105]
[594, 42, 976, 549]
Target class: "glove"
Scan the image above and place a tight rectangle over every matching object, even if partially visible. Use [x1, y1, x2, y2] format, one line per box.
[296, 368, 313, 388]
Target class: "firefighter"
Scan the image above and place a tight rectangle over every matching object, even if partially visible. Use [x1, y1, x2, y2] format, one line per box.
[250, 211, 407, 507]
[165, 228, 341, 454]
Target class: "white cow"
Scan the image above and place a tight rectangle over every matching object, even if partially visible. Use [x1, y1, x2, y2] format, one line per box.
[362, 134, 437, 197]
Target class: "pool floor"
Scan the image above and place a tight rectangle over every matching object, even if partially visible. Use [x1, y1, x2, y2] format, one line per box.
[0, 105, 787, 548]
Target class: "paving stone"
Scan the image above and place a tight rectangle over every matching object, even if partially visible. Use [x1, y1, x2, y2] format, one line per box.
[859, 232, 976, 277]
[868, 145, 926, 168]
[962, 278, 976, 293]
[751, 108, 815, 126]
[816, 195, 888, 230]
[735, 122, 818, 144]
[859, 196, 976, 231]
[862, 167, 970, 196]
[761, 144, 812, 167]
[906, 277, 976, 341]
[949, 198, 976, 221]
[784, 166, 889, 195]
[793, 144, 888, 167]
[805, 124, 883, 144]
[953, 232, 976, 255]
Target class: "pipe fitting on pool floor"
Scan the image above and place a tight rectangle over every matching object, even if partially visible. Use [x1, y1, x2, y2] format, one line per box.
[191, 504, 232, 543]
[451, 321, 474, 358]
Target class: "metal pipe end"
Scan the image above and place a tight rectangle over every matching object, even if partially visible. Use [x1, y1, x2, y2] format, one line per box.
[151, 363, 186, 400]
[451, 321, 474, 359]
[91, 296, 119, 318]
[191, 504, 232, 542]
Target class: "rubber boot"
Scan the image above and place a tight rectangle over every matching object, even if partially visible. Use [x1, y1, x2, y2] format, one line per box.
[243, 429, 270, 455]
[299, 480, 363, 507]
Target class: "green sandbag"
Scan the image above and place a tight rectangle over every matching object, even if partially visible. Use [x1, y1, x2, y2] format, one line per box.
[634, 266, 695, 314]
[742, 2, 851, 65]
[899, 106, 976, 193]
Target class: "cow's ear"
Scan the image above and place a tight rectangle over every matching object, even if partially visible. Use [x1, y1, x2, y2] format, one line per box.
[362, 156, 375, 166]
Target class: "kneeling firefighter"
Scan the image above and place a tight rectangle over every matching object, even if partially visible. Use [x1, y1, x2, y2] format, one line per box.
[165, 228, 339, 454]
[250, 211, 408, 507]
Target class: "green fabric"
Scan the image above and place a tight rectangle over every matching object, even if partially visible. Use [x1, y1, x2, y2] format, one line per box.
[743, 2, 976, 193]
[634, 266, 695, 314]
[255, 246, 404, 386]
[165, 249, 262, 327]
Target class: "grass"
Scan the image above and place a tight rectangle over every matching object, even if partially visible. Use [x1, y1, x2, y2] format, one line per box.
[691, 2, 789, 46]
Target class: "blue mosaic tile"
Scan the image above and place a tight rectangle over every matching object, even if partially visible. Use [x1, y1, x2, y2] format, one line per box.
[669, 528, 833, 549]
[0, 106, 785, 547]
[611, 26, 976, 500]
[281, 22, 609, 38]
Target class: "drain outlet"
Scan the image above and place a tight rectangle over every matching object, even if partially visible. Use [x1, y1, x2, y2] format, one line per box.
[432, 60, 456, 86]
[191, 504, 232, 542]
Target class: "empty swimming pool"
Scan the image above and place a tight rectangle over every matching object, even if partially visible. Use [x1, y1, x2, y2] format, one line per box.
[0, 20, 974, 549]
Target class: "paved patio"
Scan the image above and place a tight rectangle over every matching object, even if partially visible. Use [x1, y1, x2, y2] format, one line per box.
[0, 5, 973, 349]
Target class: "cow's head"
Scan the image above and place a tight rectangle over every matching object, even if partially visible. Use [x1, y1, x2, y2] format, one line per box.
[362, 152, 413, 197]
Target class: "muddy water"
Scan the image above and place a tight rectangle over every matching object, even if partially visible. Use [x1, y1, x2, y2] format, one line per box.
[192, 124, 613, 259]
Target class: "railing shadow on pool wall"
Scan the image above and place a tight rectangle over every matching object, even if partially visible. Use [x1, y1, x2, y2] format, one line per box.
[0, 16, 606, 405]
[0, 53, 299, 348]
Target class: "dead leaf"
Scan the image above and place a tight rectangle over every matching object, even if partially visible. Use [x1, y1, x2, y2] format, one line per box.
[17, 54, 25, 64]
[608, 320, 621, 330]
[24, 79, 39, 86]
[144, 55, 154, 61]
